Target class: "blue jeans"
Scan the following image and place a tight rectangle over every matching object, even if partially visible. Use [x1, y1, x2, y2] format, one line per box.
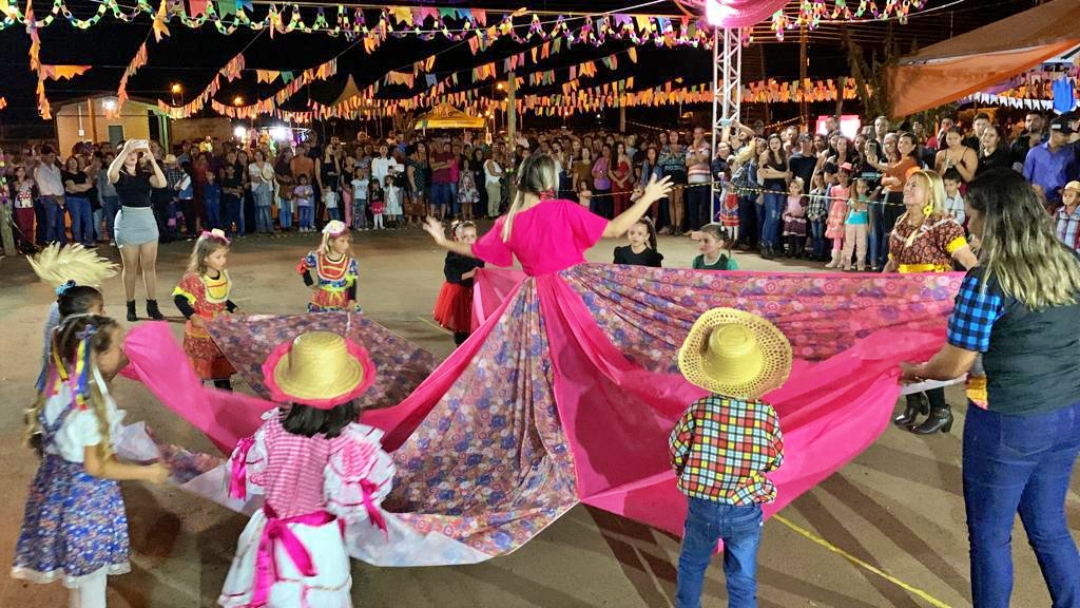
[676, 499, 763, 608]
[963, 401, 1080, 608]
[298, 206, 314, 229]
[256, 205, 273, 232]
[101, 195, 120, 242]
[223, 194, 242, 237]
[431, 182, 454, 212]
[278, 197, 292, 229]
[810, 218, 826, 259]
[43, 196, 67, 244]
[205, 197, 222, 230]
[760, 192, 784, 247]
[327, 207, 341, 222]
[91, 208, 103, 242]
[737, 195, 758, 247]
[868, 200, 885, 268]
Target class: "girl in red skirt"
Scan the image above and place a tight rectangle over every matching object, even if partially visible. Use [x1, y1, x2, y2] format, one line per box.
[173, 229, 238, 389]
[433, 221, 485, 346]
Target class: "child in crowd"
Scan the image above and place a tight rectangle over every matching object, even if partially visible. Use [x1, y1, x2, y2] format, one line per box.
[340, 178, 354, 229]
[385, 172, 403, 229]
[806, 172, 829, 262]
[458, 158, 480, 222]
[782, 177, 807, 258]
[841, 177, 871, 272]
[613, 217, 664, 267]
[1055, 180, 1080, 252]
[942, 169, 965, 226]
[691, 224, 738, 270]
[824, 163, 851, 269]
[323, 188, 341, 222]
[13, 164, 36, 253]
[203, 169, 222, 232]
[277, 170, 294, 233]
[369, 179, 386, 230]
[671, 307, 789, 608]
[298, 220, 361, 313]
[350, 168, 369, 231]
[14, 314, 171, 608]
[220, 331, 394, 607]
[433, 221, 486, 346]
[294, 175, 315, 232]
[173, 229, 237, 390]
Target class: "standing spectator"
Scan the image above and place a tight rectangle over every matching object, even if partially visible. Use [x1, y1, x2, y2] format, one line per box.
[237, 149, 255, 235]
[612, 142, 634, 217]
[12, 164, 37, 252]
[788, 134, 818, 195]
[98, 152, 119, 245]
[1024, 119, 1077, 206]
[317, 146, 340, 228]
[756, 134, 789, 260]
[1054, 180, 1080, 251]
[685, 127, 712, 231]
[401, 143, 423, 226]
[275, 149, 295, 232]
[429, 141, 455, 220]
[1011, 112, 1046, 171]
[34, 146, 66, 245]
[867, 132, 920, 270]
[484, 151, 504, 218]
[458, 157, 479, 222]
[290, 142, 315, 183]
[163, 155, 187, 235]
[964, 112, 991, 151]
[660, 133, 688, 234]
[936, 128, 979, 183]
[942, 169, 966, 225]
[976, 125, 1013, 177]
[472, 148, 488, 217]
[61, 157, 94, 247]
[592, 144, 613, 219]
[220, 151, 244, 239]
[250, 149, 275, 234]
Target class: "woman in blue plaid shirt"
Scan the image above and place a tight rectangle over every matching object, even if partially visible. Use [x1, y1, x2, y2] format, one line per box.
[900, 169, 1080, 608]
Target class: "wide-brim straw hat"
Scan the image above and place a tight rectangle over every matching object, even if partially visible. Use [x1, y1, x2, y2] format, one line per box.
[678, 307, 792, 400]
[261, 331, 376, 409]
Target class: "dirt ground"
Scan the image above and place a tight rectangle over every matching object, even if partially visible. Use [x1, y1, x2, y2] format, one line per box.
[0, 227, 1077, 608]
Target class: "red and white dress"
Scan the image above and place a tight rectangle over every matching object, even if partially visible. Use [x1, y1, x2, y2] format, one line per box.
[173, 270, 236, 380]
[220, 412, 395, 608]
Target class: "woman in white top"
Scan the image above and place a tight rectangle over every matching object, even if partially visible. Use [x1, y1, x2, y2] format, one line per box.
[248, 149, 276, 233]
[484, 152, 504, 218]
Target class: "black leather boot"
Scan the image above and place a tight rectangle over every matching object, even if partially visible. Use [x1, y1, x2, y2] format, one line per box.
[146, 299, 165, 321]
[911, 405, 953, 435]
[126, 300, 137, 322]
[893, 393, 928, 427]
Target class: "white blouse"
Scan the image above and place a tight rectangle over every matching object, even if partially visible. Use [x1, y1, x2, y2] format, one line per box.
[41, 382, 124, 463]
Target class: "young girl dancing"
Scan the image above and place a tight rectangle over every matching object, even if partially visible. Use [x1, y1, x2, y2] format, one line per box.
[613, 217, 664, 267]
[297, 220, 361, 313]
[433, 221, 486, 346]
[173, 229, 238, 389]
[220, 331, 394, 607]
[691, 224, 738, 270]
[13, 314, 170, 608]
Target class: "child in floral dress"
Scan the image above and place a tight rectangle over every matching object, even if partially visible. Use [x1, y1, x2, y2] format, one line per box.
[173, 229, 238, 389]
[297, 220, 361, 312]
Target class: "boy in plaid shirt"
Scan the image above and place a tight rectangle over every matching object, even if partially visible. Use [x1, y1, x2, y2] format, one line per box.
[672, 308, 791, 608]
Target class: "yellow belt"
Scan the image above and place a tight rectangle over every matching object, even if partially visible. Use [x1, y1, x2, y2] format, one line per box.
[898, 263, 951, 273]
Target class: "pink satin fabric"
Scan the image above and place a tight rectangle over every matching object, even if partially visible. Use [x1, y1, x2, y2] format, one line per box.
[250, 507, 338, 607]
[229, 436, 256, 500]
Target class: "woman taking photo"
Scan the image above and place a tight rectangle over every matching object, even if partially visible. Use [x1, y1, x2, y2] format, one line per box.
[887, 169, 978, 434]
[108, 139, 167, 321]
[901, 169, 1080, 608]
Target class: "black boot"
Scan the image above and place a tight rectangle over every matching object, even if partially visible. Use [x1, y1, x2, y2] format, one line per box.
[911, 405, 953, 435]
[146, 299, 165, 321]
[126, 300, 137, 322]
[893, 393, 928, 427]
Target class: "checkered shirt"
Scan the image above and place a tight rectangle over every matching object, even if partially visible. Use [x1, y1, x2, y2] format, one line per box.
[1055, 206, 1080, 252]
[947, 273, 1004, 353]
[669, 395, 784, 505]
[806, 190, 829, 221]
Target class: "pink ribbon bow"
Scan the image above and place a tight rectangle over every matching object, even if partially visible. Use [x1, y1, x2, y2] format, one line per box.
[360, 479, 388, 537]
[229, 436, 256, 500]
[201, 228, 231, 245]
[249, 507, 337, 607]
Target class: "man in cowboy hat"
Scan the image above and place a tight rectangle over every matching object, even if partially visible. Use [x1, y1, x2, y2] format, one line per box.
[670, 307, 792, 608]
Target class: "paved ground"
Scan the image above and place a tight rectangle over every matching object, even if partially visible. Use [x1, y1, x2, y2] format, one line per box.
[0, 226, 1077, 607]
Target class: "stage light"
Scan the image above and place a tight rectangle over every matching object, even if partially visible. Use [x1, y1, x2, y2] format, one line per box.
[170, 83, 183, 94]
[496, 82, 505, 91]
[234, 126, 248, 140]
[102, 99, 117, 111]
[233, 96, 245, 106]
[270, 126, 290, 141]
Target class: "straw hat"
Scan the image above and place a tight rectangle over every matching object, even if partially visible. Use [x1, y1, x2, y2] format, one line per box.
[678, 308, 792, 400]
[1064, 180, 1080, 195]
[261, 332, 376, 409]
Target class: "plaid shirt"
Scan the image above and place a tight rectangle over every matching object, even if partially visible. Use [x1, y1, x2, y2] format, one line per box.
[806, 188, 829, 221]
[669, 395, 784, 505]
[947, 274, 1004, 353]
[1055, 206, 1080, 252]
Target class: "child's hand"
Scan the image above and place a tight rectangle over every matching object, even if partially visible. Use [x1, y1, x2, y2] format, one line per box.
[145, 462, 171, 485]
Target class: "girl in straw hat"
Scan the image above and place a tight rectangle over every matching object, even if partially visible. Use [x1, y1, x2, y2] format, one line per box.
[297, 220, 362, 313]
[220, 331, 394, 608]
[172, 229, 238, 390]
[671, 307, 790, 608]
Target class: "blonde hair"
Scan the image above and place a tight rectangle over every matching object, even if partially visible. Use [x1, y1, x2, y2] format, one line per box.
[187, 232, 229, 275]
[906, 169, 947, 217]
[501, 153, 558, 242]
[26, 314, 120, 458]
[967, 169, 1080, 310]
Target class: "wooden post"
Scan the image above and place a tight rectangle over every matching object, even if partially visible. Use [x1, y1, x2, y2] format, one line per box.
[88, 99, 98, 143]
[620, 104, 626, 133]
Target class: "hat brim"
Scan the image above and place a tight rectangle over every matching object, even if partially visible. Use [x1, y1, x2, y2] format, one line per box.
[678, 308, 792, 399]
[261, 336, 376, 408]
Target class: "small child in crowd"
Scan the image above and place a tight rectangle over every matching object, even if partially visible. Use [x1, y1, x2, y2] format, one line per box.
[433, 221, 486, 346]
[173, 229, 238, 390]
[613, 217, 664, 267]
[369, 179, 386, 230]
[386, 172, 404, 229]
[671, 307, 789, 608]
[14, 314, 171, 608]
[782, 177, 807, 258]
[294, 175, 315, 232]
[220, 331, 394, 607]
[691, 224, 738, 270]
[351, 168, 369, 231]
[324, 188, 341, 222]
[806, 172, 829, 261]
[942, 168, 965, 226]
[203, 169, 222, 232]
[824, 163, 851, 269]
[1055, 180, 1080, 252]
[841, 177, 870, 272]
[277, 170, 294, 232]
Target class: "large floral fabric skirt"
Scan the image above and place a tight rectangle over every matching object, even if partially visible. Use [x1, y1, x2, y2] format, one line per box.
[123, 265, 963, 566]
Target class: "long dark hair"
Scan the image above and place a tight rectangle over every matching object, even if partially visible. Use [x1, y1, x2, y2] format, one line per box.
[57, 283, 104, 319]
[634, 217, 658, 250]
[280, 400, 361, 438]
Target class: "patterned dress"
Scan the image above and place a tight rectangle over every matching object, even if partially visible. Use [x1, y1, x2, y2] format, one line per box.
[298, 251, 361, 313]
[220, 412, 395, 607]
[173, 271, 236, 380]
[825, 185, 850, 240]
[13, 381, 130, 588]
[888, 212, 967, 273]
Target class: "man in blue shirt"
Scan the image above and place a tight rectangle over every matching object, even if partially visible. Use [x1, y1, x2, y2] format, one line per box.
[1024, 119, 1077, 205]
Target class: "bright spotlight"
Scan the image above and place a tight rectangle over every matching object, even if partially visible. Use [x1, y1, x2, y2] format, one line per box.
[234, 126, 248, 140]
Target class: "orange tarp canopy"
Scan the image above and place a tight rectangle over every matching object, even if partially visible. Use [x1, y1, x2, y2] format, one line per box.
[887, 0, 1080, 117]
